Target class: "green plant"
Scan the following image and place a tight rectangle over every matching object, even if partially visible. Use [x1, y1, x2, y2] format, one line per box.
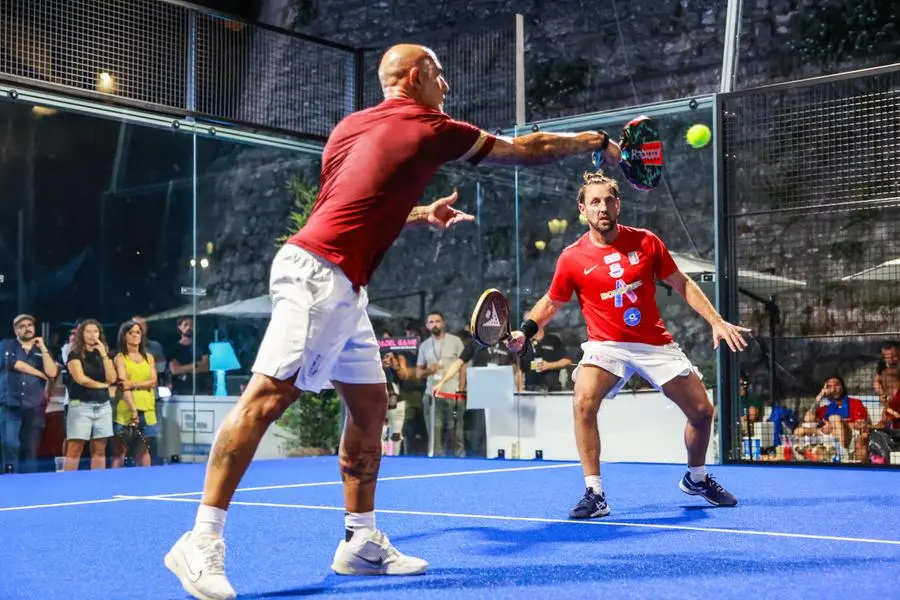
[292, 0, 318, 28]
[274, 176, 342, 453]
[276, 176, 319, 245]
[829, 240, 864, 262]
[278, 389, 342, 453]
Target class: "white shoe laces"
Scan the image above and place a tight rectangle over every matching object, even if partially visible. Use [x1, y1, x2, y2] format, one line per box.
[372, 530, 401, 560]
[196, 537, 226, 575]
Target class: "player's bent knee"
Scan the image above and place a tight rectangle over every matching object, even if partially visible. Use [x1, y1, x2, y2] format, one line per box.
[689, 400, 715, 425]
[233, 373, 300, 426]
[572, 390, 601, 423]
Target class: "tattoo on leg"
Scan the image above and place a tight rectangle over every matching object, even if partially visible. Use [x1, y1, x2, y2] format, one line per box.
[209, 427, 240, 470]
[339, 443, 382, 485]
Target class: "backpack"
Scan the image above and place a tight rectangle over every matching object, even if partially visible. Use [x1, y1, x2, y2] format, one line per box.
[868, 429, 900, 463]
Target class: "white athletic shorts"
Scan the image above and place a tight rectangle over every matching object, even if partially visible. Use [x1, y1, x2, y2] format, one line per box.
[252, 244, 386, 392]
[572, 341, 701, 398]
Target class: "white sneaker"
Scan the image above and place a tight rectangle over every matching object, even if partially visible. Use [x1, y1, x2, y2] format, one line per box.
[331, 529, 428, 576]
[164, 531, 237, 600]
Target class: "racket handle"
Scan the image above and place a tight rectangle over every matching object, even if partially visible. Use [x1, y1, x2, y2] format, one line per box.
[592, 150, 605, 170]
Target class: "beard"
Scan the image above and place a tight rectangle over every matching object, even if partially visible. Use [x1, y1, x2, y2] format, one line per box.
[430, 327, 442, 336]
[590, 216, 617, 234]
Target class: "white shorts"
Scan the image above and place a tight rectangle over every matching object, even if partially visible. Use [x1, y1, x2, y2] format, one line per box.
[572, 341, 701, 398]
[252, 245, 386, 392]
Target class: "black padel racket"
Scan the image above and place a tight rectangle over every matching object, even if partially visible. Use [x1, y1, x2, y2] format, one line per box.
[593, 115, 664, 191]
[117, 422, 150, 456]
[470, 288, 512, 348]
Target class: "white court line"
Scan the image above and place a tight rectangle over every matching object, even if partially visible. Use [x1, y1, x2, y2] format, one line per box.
[141, 462, 581, 499]
[0, 497, 133, 513]
[113, 495, 900, 547]
[0, 463, 577, 513]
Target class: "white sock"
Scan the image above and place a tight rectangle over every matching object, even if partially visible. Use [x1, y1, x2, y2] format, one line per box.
[584, 475, 602, 494]
[193, 504, 227, 537]
[689, 465, 708, 483]
[345, 511, 376, 541]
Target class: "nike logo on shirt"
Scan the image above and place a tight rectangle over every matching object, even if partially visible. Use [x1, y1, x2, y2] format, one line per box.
[584, 265, 599, 275]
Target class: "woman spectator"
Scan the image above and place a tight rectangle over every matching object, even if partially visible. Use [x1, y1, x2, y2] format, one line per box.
[63, 319, 116, 470]
[112, 320, 158, 468]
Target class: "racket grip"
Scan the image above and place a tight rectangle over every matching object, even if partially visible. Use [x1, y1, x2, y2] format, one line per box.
[591, 150, 605, 170]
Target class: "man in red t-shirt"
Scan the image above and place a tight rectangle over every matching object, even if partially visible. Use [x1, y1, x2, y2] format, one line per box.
[166, 44, 623, 599]
[509, 171, 750, 520]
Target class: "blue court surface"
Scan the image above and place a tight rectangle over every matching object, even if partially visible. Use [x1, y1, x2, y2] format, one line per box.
[2, 457, 899, 599]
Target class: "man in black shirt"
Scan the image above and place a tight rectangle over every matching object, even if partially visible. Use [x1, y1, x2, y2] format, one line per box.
[520, 327, 572, 392]
[168, 318, 212, 396]
[433, 337, 521, 457]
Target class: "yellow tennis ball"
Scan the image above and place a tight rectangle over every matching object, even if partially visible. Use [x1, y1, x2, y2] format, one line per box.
[686, 124, 711, 148]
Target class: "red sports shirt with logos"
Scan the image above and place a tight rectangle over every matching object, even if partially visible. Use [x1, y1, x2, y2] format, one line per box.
[547, 226, 679, 345]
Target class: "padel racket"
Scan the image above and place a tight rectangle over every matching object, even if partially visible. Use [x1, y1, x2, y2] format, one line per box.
[470, 288, 512, 347]
[593, 115, 664, 191]
[117, 421, 150, 457]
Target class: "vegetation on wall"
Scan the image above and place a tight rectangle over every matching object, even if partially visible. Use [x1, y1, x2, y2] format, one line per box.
[788, 0, 899, 64]
[292, 0, 319, 28]
[527, 57, 591, 114]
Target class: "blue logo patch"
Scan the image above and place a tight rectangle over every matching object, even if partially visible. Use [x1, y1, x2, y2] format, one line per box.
[623, 307, 642, 327]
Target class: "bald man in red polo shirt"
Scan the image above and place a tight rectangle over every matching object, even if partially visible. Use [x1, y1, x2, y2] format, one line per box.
[165, 43, 622, 600]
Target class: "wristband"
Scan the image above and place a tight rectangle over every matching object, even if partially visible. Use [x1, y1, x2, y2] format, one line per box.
[520, 319, 539, 339]
[598, 131, 610, 151]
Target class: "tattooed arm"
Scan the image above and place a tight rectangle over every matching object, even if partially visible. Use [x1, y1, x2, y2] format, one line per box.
[480, 131, 621, 167]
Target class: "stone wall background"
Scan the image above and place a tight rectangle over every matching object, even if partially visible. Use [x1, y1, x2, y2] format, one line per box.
[195, 0, 900, 403]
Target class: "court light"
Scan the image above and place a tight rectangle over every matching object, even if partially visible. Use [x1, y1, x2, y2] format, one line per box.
[31, 105, 57, 117]
[96, 72, 116, 93]
[200, 258, 210, 269]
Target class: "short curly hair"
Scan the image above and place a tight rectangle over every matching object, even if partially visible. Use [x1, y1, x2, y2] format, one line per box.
[576, 170, 619, 205]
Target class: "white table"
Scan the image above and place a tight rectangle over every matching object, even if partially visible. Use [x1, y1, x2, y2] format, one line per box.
[465, 365, 717, 464]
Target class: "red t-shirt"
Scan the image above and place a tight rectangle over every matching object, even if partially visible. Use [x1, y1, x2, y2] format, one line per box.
[547, 226, 679, 345]
[287, 97, 496, 288]
[815, 397, 869, 423]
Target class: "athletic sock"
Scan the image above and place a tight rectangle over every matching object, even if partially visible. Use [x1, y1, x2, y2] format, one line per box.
[344, 511, 376, 542]
[193, 504, 227, 537]
[584, 475, 602, 494]
[689, 465, 708, 483]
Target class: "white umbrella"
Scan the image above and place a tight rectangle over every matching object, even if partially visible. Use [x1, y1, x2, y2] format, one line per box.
[841, 257, 900, 282]
[144, 303, 196, 322]
[669, 252, 807, 298]
[199, 294, 393, 319]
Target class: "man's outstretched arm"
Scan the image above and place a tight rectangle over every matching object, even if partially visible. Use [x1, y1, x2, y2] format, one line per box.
[480, 131, 620, 167]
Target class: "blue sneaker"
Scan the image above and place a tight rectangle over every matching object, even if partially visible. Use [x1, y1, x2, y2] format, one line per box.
[568, 487, 610, 519]
[678, 472, 737, 506]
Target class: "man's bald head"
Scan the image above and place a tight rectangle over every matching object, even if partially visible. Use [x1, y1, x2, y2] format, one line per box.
[378, 44, 433, 88]
[378, 44, 448, 110]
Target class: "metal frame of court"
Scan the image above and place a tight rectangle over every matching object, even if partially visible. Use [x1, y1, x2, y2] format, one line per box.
[714, 60, 900, 466]
[2, 0, 898, 469]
